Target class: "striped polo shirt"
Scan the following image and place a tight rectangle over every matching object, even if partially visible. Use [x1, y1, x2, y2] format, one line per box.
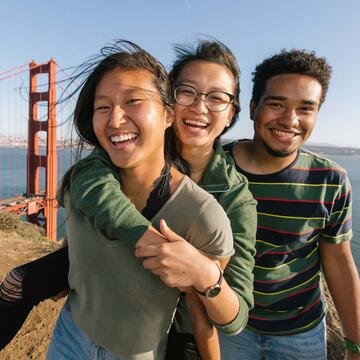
[225, 142, 353, 335]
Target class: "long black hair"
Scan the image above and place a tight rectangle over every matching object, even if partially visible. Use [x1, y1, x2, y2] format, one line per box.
[57, 40, 177, 205]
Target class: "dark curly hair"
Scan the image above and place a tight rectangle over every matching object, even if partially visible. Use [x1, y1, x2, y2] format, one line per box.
[169, 39, 241, 134]
[251, 49, 332, 106]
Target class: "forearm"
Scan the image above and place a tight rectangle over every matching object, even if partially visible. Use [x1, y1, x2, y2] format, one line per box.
[136, 221, 244, 330]
[320, 241, 360, 344]
[323, 259, 360, 343]
[194, 260, 240, 326]
[186, 292, 220, 360]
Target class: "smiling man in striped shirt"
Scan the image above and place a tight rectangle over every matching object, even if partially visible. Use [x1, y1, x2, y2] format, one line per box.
[222, 50, 360, 360]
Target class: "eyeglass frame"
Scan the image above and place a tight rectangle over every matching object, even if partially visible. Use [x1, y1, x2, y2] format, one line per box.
[173, 84, 235, 112]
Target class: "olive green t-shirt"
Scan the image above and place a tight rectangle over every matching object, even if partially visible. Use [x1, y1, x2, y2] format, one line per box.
[66, 176, 233, 360]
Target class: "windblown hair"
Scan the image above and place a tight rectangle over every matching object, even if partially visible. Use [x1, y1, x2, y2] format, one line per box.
[69, 40, 172, 146]
[251, 49, 332, 105]
[169, 39, 241, 134]
[57, 40, 175, 206]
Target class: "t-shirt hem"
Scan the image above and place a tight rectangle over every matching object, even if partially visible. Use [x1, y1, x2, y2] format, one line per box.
[205, 248, 235, 260]
[319, 233, 353, 245]
[246, 313, 326, 336]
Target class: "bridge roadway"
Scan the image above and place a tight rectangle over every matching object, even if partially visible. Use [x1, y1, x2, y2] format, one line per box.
[0, 194, 47, 216]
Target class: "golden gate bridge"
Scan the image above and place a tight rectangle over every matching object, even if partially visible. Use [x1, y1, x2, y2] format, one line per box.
[0, 60, 76, 241]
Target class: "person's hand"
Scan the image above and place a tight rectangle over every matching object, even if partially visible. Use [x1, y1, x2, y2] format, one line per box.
[135, 226, 168, 247]
[135, 219, 219, 290]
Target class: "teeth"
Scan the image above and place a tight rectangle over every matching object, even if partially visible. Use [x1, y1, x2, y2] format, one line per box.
[111, 133, 138, 143]
[184, 119, 208, 127]
[272, 129, 296, 137]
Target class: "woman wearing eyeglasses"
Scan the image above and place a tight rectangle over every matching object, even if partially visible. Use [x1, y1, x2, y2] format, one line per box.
[0, 40, 256, 360]
[134, 41, 256, 359]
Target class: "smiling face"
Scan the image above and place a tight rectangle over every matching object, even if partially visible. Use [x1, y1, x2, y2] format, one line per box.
[92, 68, 172, 170]
[251, 73, 322, 158]
[173, 60, 235, 151]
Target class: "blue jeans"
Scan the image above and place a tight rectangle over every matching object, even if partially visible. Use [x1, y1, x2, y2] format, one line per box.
[219, 318, 327, 360]
[47, 302, 124, 360]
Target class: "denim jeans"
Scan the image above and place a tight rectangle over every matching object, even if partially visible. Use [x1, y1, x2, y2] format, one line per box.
[219, 317, 327, 360]
[46, 302, 124, 360]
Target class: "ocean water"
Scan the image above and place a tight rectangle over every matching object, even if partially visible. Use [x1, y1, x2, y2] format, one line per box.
[325, 154, 360, 271]
[0, 147, 359, 270]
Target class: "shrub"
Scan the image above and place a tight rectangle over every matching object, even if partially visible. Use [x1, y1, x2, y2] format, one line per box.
[0, 212, 47, 241]
[0, 212, 20, 232]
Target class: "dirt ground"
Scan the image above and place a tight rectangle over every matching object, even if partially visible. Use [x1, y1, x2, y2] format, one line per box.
[0, 230, 65, 360]
[0, 227, 346, 360]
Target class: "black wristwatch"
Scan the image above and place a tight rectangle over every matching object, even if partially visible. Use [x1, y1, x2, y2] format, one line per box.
[194, 265, 223, 299]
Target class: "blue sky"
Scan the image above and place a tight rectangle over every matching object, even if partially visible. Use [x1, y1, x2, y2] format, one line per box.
[1, 0, 359, 147]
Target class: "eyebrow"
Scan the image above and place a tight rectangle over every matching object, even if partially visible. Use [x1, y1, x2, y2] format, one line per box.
[94, 95, 109, 100]
[263, 96, 319, 106]
[94, 87, 157, 100]
[177, 79, 230, 93]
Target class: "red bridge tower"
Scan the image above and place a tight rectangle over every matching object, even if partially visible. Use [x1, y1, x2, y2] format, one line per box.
[27, 60, 57, 241]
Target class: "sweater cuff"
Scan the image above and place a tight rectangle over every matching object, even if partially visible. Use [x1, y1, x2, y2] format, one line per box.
[112, 220, 150, 247]
[212, 293, 249, 335]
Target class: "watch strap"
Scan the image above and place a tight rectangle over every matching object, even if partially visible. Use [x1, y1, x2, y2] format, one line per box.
[194, 264, 223, 297]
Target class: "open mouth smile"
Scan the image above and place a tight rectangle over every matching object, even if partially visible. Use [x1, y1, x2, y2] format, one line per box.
[183, 119, 209, 129]
[110, 133, 139, 145]
[270, 129, 300, 140]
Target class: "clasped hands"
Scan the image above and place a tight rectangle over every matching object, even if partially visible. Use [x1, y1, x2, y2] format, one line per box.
[135, 219, 220, 293]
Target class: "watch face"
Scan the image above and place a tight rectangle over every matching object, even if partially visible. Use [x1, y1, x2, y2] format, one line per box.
[207, 286, 221, 298]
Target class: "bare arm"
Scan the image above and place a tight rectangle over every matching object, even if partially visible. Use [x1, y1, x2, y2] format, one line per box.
[185, 258, 230, 360]
[135, 220, 240, 325]
[319, 239, 360, 359]
[186, 292, 221, 360]
[136, 226, 168, 245]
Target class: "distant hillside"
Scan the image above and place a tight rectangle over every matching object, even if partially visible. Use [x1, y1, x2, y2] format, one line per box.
[304, 144, 360, 155]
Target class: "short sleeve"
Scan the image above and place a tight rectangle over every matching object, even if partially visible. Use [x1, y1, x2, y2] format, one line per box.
[320, 174, 352, 244]
[187, 197, 234, 259]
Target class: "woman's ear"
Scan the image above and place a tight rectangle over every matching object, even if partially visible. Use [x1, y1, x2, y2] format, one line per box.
[165, 108, 174, 129]
[226, 105, 236, 127]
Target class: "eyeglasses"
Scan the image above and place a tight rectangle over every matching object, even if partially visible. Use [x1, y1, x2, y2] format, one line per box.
[174, 84, 235, 112]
